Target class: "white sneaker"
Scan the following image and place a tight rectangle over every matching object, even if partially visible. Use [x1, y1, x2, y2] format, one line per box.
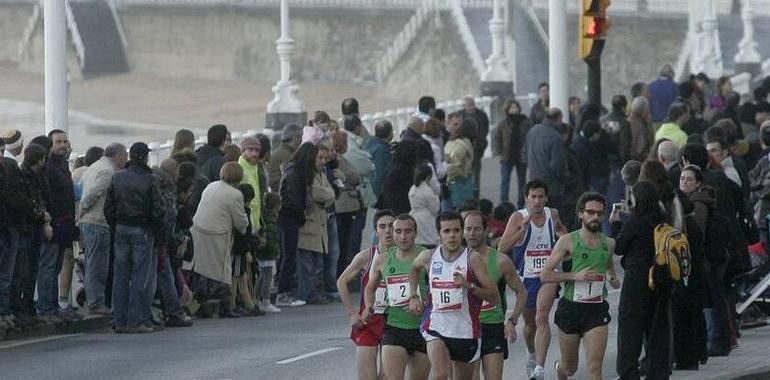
[262, 302, 282, 313]
[529, 365, 545, 380]
[526, 355, 537, 377]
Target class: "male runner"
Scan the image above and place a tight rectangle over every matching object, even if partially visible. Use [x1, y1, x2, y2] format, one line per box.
[497, 180, 567, 379]
[463, 211, 528, 380]
[540, 192, 620, 380]
[363, 214, 429, 380]
[408, 211, 499, 380]
[337, 210, 396, 380]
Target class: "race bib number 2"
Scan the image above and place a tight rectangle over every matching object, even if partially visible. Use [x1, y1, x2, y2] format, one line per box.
[524, 250, 550, 278]
[431, 280, 463, 312]
[386, 275, 411, 307]
[573, 274, 605, 303]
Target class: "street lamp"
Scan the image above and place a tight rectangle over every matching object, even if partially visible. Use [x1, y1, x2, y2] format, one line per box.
[266, 0, 306, 130]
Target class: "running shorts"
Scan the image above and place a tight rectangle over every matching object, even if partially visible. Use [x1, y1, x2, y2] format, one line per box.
[554, 299, 611, 336]
[423, 330, 481, 363]
[351, 314, 385, 346]
[480, 323, 509, 359]
[382, 325, 427, 355]
[523, 278, 541, 308]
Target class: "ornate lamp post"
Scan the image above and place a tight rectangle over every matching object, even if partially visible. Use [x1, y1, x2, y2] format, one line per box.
[734, 0, 761, 75]
[266, 0, 306, 130]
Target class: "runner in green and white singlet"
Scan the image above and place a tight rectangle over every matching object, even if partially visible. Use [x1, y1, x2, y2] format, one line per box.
[540, 193, 621, 380]
[464, 211, 527, 380]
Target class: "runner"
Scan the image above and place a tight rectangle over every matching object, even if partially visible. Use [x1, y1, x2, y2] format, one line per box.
[540, 192, 621, 380]
[497, 180, 567, 379]
[337, 210, 396, 380]
[463, 211, 528, 380]
[408, 211, 499, 380]
[362, 214, 429, 380]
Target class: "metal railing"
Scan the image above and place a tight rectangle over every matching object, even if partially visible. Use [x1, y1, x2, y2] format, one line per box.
[527, 7, 548, 51]
[449, 0, 485, 78]
[16, 1, 40, 63]
[64, 0, 86, 69]
[375, 1, 433, 82]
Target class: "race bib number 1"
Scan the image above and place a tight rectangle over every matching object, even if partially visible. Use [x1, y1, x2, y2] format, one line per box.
[431, 280, 463, 312]
[524, 250, 550, 278]
[573, 274, 605, 303]
[386, 275, 411, 307]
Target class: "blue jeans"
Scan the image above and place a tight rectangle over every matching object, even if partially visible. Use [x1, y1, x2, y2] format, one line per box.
[296, 249, 323, 302]
[500, 161, 527, 205]
[142, 247, 159, 325]
[0, 227, 20, 315]
[80, 223, 111, 310]
[325, 214, 340, 293]
[37, 241, 64, 315]
[112, 225, 154, 328]
[157, 253, 182, 316]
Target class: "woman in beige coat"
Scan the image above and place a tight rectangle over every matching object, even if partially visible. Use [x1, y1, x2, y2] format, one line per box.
[190, 162, 249, 307]
[444, 119, 477, 209]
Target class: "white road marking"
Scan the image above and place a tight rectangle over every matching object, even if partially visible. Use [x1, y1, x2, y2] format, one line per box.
[0, 333, 82, 350]
[276, 347, 343, 364]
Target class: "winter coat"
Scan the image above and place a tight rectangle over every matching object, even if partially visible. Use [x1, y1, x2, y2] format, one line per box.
[343, 132, 377, 208]
[627, 112, 654, 162]
[366, 137, 392, 197]
[571, 132, 613, 182]
[104, 161, 166, 234]
[334, 156, 362, 214]
[460, 108, 490, 159]
[600, 110, 632, 164]
[268, 143, 295, 193]
[195, 144, 226, 182]
[655, 122, 688, 147]
[648, 76, 679, 122]
[526, 120, 567, 198]
[239, 156, 263, 231]
[409, 182, 440, 246]
[44, 153, 76, 244]
[1, 157, 33, 232]
[279, 163, 309, 225]
[79, 156, 117, 227]
[445, 138, 474, 180]
[298, 172, 335, 254]
[494, 114, 530, 165]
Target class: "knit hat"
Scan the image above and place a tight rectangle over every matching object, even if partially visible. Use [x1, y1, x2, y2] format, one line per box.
[129, 142, 151, 161]
[240, 136, 261, 151]
[3, 129, 22, 150]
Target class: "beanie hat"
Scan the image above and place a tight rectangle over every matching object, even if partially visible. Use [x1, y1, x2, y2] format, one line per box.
[240, 136, 261, 151]
[3, 129, 22, 150]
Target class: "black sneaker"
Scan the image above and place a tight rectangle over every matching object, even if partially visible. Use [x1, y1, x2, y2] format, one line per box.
[166, 314, 194, 327]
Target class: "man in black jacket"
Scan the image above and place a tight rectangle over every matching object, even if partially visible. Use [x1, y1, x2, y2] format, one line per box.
[196, 124, 228, 182]
[105, 142, 165, 333]
[36, 130, 78, 322]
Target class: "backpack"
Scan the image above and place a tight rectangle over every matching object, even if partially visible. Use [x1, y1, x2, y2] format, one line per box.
[649, 223, 692, 291]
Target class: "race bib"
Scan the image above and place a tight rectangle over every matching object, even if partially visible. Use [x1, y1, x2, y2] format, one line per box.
[573, 274, 605, 303]
[480, 300, 496, 312]
[524, 249, 550, 278]
[374, 282, 388, 313]
[431, 280, 463, 312]
[386, 275, 411, 307]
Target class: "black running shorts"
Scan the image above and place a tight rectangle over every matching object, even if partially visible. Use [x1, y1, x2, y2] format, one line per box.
[480, 323, 509, 359]
[554, 298, 611, 336]
[382, 325, 427, 355]
[424, 330, 481, 363]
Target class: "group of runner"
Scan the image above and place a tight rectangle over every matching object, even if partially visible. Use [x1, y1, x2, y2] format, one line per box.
[338, 180, 620, 380]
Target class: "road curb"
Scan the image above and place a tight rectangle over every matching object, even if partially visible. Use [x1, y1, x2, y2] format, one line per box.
[1, 316, 111, 342]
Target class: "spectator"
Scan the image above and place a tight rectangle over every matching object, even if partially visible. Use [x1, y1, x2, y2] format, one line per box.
[196, 124, 229, 181]
[276, 143, 317, 307]
[630, 81, 650, 100]
[409, 162, 440, 248]
[72, 147, 104, 205]
[267, 123, 302, 193]
[171, 129, 196, 157]
[601, 94, 632, 164]
[79, 143, 127, 315]
[416, 96, 436, 121]
[495, 99, 531, 205]
[445, 118, 476, 210]
[530, 82, 549, 125]
[627, 97, 655, 162]
[343, 115, 377, 210]
[749, 121, 770, 241]
[648, 64, 679, 123]
[740, 86, 770, 126]
[105, 142, 166, 333]
[655, 102, 690, 147]
[568, 96, 582, 128]
[238, 136, 263, 232]
[709, 76, 733, 112]
[190, 162, 248, 316]
[380, 117, 433, 215]
[572, 120, 613, 195]
[712, 92, 742, 128]
[657, 140, 681, 187]
[333, 130, 361, 281]
[37, 130, 78, 321]
[620, 160, 642, 200]
[366, 120, 393, 199]
[459, 96, 489, 197]
[526, 108, 568, 216]
[228, 183, 261, 317]
[256, 192, 282, 313]
[2, 129, 23, 162]
[705, 134, 742, 188]
[296, 145, 335, 304]
[254, 134, 272, 199]
[223, 144, 241, 163]
[422, 118, 448, 181]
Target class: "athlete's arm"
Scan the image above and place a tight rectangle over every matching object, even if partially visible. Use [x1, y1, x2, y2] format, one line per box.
[550, 208, 569, 238]
[540, 234, 601, 283]
[497, 211, 528, 254]
[408, 250, 431, 315]
[499, 254, 527, 324]
[466, 251, 500, 304]
[337, 249, 371, 317]
[361, 253, 387, 322]
[606, 238, 621, 289]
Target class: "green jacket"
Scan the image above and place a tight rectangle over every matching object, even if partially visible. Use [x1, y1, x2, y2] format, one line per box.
[257, 214, 281, 261]
[654, 122, 687, 147]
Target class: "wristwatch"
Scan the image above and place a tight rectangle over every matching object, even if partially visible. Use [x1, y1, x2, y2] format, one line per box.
[507, 317, 517, 325]
[367, 306, 375, 314]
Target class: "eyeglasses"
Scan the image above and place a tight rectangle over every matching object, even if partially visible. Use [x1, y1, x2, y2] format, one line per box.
[582, 209, 605, 217]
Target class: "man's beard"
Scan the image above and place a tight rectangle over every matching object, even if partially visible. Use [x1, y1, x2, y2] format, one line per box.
[585, 221, 601, 233]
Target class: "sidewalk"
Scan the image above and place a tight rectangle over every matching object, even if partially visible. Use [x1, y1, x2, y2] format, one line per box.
[0, 313, 111, 342]
[672, 324, 770, 380]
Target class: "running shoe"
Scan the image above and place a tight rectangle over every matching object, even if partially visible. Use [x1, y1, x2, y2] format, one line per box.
[529, 365, 544, 380]
[262, 302, 282, 313]
[526, 355, 536, 377]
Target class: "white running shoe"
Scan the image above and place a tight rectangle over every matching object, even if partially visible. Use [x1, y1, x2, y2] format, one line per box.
[526, 355, 537, 377]
[262, 302, 282, 313]
[529, 365, 545, 380]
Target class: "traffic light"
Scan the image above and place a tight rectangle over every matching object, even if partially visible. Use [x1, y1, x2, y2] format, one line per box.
[579, 0, 611, 60]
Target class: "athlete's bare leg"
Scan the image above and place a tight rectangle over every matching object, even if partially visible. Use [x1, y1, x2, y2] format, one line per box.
[535, 283, 558, 366]
[523, 307, 537, 354]
[356, 346, 379, 380]
[426, 340, 451, 380]
[382, 345, 409, 380]
[452, 361, 476, 380]
[407, 352, 430, 380]
[555, 330, 581, 380]
[582, 325, 609, 380]
[480, 352, 504, 380]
